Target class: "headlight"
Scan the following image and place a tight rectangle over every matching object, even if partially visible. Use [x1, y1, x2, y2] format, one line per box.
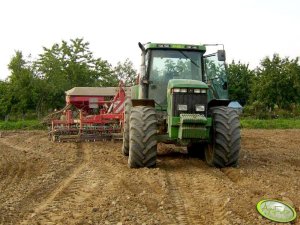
[178, 104, 188, 111]
[180, 88, 187, 93]
[201, 89, 207, 94]
[194, 89, 201, 93]
[195, 104, 205, 112]
[173, 88, 180, 93]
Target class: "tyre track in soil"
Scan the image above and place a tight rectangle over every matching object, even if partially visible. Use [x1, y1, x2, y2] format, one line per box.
[20, 142, 123, 225]
[0, 134, 51, 224]
[0, 136, 43, 204]
[161, 158, 233, 225]
[0, 140, 22, 189]
[0, 135, 31, 152]
[0, 133, 47, 158]
[164, 173, 189, 225]
[20, 142, 91, 225]
[25, 132, 47, 143]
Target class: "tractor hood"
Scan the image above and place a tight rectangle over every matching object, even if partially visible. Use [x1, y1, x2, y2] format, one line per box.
[168, 79, 208, 90]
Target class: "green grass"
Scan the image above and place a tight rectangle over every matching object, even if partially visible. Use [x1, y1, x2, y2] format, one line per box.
[241, 118, 300, 129]
[0, 120, 46, 130]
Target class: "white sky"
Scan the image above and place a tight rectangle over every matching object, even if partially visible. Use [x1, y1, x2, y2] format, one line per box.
[0, 0, 299, 80]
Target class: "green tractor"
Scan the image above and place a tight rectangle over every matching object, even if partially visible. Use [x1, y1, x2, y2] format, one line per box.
[122, 42, 241, 168]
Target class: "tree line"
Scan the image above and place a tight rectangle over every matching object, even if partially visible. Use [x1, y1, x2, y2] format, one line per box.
[0, 38, 136, 120]
[227, 55, 300, 118]
[0, 38, 299, 120]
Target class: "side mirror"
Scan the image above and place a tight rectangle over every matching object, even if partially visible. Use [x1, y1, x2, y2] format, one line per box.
[138, 42, 146, 53]
[217, 50, 226, 61]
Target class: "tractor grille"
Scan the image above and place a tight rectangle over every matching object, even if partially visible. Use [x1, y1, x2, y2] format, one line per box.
[172, 93, 207, 117]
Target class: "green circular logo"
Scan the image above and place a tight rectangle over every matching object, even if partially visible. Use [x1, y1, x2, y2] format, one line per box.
[257, 199, 297, 223]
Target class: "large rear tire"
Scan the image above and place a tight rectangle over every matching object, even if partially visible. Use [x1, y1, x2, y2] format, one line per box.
[128, 106, 157, 168]
[122, 98, 132, 156]
[205, 106, 241, 167]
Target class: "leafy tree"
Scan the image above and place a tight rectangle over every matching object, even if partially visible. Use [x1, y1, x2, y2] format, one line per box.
[250, 54, 300, 109]
[34, 38, 117, 110]
[227, 61, 255, 105]
[0, 81, 12, 119]
[7, 51, 38, 117]
[113, 58, 137, 86]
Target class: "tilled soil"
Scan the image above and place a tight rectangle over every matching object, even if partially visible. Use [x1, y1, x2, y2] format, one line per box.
[0, 129, 299, 225]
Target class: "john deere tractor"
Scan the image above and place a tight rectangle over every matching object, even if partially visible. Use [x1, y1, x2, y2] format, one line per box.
[122, 42, 241, 168]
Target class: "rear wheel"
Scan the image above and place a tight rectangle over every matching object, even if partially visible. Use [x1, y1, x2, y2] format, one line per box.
[122, 98, 132, 156]
[205, 106, 241, 167]
[128, 106, 157, 168]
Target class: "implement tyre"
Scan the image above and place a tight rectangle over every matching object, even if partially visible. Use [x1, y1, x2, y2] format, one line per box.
[128, 106, 157, 168]
[205, 106, 241, 167]
[122, 98, 132, 156]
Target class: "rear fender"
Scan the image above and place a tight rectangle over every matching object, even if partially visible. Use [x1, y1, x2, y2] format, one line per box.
[208, 99, 230, 109]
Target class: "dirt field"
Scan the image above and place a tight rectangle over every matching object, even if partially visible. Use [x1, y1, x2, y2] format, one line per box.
[0, 129, 299, 225]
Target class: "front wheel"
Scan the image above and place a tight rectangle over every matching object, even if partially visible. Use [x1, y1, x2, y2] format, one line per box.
[205, 106, 241, 167]
[128, 106, 157, 168]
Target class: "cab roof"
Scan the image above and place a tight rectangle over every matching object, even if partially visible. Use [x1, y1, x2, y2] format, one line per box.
[144, 43, 206, 51]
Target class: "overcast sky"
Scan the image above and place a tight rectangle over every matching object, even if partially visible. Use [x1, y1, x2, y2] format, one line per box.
[0, 0, 299, 80]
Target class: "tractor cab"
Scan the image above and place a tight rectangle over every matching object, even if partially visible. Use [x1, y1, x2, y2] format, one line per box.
[147, 47, 204, 107]
[136, 43, 229, 110]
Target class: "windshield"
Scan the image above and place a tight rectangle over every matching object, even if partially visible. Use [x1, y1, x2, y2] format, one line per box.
[148, 49, 203, 106]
